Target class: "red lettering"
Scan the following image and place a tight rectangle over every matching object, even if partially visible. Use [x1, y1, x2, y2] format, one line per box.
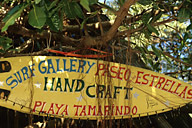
[47, 103, 55, 114]
[95, 64, 105, 75]
[135, 71, 144, 84]
[33, 101, 42, 112]
[124, 106, 130, 115]
[155, 77, 165, 88]
[111, 104, 115, 115]
[187, 89, 192, 99]
[115, 106, 123, 115]
[168, 81, 176, 93]
[142, 74, 149, 85]
[97, 106, 103, 116]
[124, 69, 131, 81]
[61, 105, 68, 115]
[101, 64, 110, 77]
[161, 79, 172, 91]
[132, 106, 137, 115]
[40, 102, 46, 113]
[74, 105, 82, 116]
[79, 105, 86, 116]
[117, 67, 125, 80]
[88, 105, 96, 116]
[149, 75, 159, 87]
[178, 86, 188, 99]
[110, 66, 118, 78]
[173, 83, 181, 95]
[55, 104, 64, 114]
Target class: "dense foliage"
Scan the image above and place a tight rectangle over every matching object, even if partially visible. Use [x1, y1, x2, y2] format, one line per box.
[0, 0, 191, 83]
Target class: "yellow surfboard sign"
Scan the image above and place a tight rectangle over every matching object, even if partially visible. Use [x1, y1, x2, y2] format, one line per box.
[0, 56, 191, 119]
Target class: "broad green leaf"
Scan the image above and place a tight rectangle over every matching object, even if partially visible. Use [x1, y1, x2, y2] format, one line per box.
[28, 5, 46, 29]
[80, 0, 90, 12]
[1, 3, 29, 32]
[147, 24, 159, 35]
[62, 0, 76, 19]
[72, 2, 84, 19]
[49, 4, 62, 17]
[47, 0, 59, 11]
[89, 0, 98, 5]
[3, 4, 22, 22]
[35, 0, 41, 4]
[178, 8, 190, 23]
[46, 12, 62, 31]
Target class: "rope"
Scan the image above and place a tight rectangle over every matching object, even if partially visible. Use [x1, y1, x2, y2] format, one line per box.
[48, 48, 112, 58]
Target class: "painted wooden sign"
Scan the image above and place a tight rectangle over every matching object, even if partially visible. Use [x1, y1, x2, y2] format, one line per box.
[0, 56, 191, 119]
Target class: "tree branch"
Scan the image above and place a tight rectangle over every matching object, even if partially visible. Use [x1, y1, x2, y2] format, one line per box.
[102, 0, 138, 43]
[164, 70, 192, 75]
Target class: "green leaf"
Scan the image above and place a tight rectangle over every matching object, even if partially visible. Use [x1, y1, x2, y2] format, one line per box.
[138, 0, 152, 5]
[98, 2, 116, 14]
[151, 11, 163, 23]
[89, 0, 98, 5]
[3, 4, 21, 22]
[0, 36, 12, 52]
[35, 0, 41, 4]
[118, 0, 126, 6]
[46, 13, 61, 31]
[147, 24, 159, 35]
[0, 36, 12, 44]
[187, 24, 192, 30]
[151, 45, 161, 57]
[47, 0, 59, 11]
[1, 3, 29, 32]
[80, 0, 90, 12]
[148, 58, 153, 66]
[178, 8, 190, 23]
[81, 18, 89, 29]
[62, 0, 76, 19]
[138, 47, 148, 64]
[80, 10, 98, 29]
[143, 29, 151, 39]
[159, 50, 171, 64]
[49, 4, 62, 17]
[142, 13, 151, 25]
[0, 49, 5, 53]
[0, 41, 12, 51]
[72, 2, 84, 19]
[153, 62, 160, 70]
[28, 5, 46, 29]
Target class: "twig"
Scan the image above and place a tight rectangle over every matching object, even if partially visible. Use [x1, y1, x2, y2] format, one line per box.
[164, 70, 192, 75]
